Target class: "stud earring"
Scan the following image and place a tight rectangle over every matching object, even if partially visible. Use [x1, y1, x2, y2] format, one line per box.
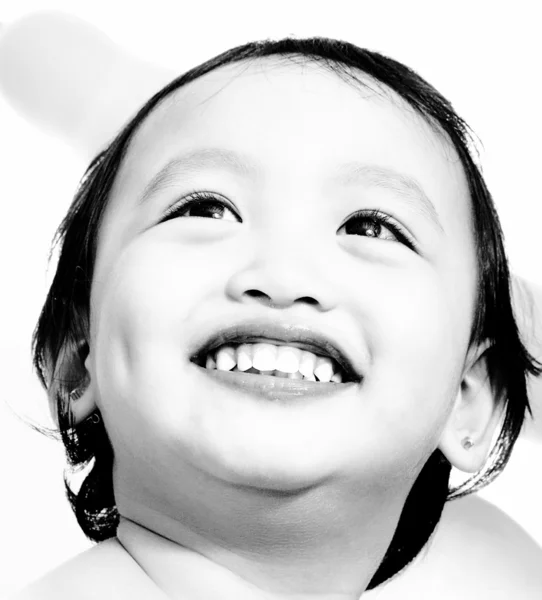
[462, 436, 474, 450]
[86, 412, 101, 425]
[68, 385, 101, 425]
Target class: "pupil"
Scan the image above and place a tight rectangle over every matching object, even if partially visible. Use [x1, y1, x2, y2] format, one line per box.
[190, 202, 224, 219]
[345, 218, 380, 237]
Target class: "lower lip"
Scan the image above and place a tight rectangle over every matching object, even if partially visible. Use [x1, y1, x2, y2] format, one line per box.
[192, 363, 360, 402]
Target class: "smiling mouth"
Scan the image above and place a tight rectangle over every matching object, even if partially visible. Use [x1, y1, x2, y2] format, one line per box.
[192, 357, 346, 383]
[191, 340, 358, 383]
[190, 361, 360, 403]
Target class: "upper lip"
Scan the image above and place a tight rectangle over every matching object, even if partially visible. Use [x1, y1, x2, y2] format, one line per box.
[189, 318, 364, 383]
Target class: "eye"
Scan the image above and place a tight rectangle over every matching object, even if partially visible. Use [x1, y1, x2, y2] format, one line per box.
[161, 191, 241, 224]
[160, 195, 417, 251]
[338, 209, 418, 251]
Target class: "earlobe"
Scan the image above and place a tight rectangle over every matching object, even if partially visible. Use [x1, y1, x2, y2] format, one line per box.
[48, 341, 98, 427]
[68, 378, 98, 425]
[68, 351, 99, 425]
[438, 341, 505, 474]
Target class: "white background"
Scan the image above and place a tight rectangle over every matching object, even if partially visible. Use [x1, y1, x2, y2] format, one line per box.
[0, 1, 541, 597]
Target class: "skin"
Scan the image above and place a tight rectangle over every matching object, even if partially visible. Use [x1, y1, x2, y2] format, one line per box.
[2, 18, 541, 597]
[366, 494, 542, 598]
[55, 58, 507, 599]
[10, 495, 542, 600]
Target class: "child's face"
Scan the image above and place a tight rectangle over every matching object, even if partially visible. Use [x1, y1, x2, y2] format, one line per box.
[88, 60, 477, 504]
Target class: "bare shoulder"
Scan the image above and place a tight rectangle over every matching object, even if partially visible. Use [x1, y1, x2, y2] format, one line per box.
[7, 497, 542, 599]
[437, 494, 542, 576]
[6, 538, 164, 600]
[365, 494, 542, 599]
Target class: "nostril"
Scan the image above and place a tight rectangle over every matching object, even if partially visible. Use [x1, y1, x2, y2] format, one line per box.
[243, 291, 319, 309]
[245, 290, 269, 300]
[244, 291, 283, 309]
[298, 297, 318, 306]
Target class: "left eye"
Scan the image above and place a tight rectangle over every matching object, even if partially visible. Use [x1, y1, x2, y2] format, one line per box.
[338, 210, 417, 250]
[161, 192, 241, 224]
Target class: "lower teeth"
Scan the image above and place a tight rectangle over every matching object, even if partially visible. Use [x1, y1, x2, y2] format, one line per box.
[205, 365, 341, 383]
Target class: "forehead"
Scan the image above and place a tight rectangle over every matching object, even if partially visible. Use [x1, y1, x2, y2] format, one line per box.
[129, 59, 456, 165]
[113, 58, 470, 234]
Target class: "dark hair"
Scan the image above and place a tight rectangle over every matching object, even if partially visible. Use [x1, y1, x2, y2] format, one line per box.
[29, 36, 542, 590]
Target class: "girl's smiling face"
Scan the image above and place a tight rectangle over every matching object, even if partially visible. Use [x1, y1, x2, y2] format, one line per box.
[87, 59, 480, 505]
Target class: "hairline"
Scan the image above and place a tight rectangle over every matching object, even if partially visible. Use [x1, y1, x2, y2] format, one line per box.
[125, 54, 462, 177]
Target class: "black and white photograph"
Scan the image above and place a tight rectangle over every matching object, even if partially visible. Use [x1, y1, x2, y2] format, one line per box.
[1, 2, 541, 598]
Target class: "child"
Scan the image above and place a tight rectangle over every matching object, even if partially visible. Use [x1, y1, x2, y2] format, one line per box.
[7, 28, 542, 599]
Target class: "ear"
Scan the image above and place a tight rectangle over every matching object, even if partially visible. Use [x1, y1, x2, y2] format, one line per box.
[438, 340, 505, 473]
[48, 339, 98, 427]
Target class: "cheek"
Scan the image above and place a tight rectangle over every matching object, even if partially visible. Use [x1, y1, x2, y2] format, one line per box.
[95, 233, 219, 346]
[372, 263, 469, 362]
[91, 241, 210, 430]
[364, 267, 469, 448]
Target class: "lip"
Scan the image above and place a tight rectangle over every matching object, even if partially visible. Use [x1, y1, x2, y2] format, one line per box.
[192, 362, 360, 403]
[189, 320, 363, 383]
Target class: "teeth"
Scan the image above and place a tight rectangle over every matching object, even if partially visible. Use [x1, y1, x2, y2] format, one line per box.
[203, 342, 346, 383]
[287, 371, 303, 379]
[236, 343, 253, 371]
[313, 356, 334, 382]
[252, 343, 278, 372]
[298, 350, 317, 379]
[206, 354, 217, 370]
[275, 346, 302, 373]
[330, 371, 343, 383]
[216, 345, 236, 371]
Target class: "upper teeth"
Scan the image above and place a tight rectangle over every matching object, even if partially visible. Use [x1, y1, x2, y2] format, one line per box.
[205, 343, 344, 383]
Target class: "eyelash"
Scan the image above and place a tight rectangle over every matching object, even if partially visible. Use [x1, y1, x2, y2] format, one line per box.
[161, 191, 418, 251]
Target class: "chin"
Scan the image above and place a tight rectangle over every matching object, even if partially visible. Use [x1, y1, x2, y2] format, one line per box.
[193, 445, 331, 494]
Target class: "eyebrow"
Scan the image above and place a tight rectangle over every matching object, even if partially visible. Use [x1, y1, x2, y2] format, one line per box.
[138, 147, 444, 233]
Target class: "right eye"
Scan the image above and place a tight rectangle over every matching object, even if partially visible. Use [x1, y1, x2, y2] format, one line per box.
[161, 191, 241, 224]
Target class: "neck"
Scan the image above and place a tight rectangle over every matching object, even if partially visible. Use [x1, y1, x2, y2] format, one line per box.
[115, 479, 403, 600]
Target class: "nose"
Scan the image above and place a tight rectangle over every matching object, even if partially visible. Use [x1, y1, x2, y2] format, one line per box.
[225, 230, 338, 312]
